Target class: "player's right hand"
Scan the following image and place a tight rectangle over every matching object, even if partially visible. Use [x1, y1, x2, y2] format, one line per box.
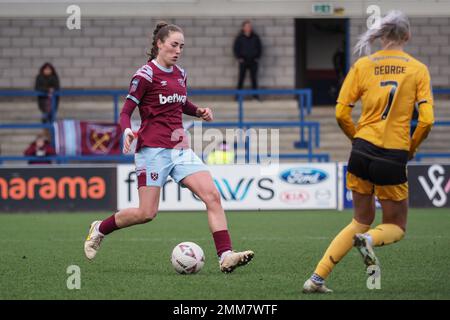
[123, 128, 135, 154]
[408, 147, 416, 160]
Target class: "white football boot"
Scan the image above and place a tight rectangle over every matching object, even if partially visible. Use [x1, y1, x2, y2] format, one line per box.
[220, 250, 254, 273]
[302, 279, 333, 293]
[353, 234, 380, 268]
[84, 221, 104, 260]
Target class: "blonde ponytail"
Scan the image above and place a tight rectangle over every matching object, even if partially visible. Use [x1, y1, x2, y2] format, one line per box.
[353, 10, 410, 56]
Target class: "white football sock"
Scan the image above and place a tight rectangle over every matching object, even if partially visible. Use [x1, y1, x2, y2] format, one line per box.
[95, 222, 104, 236]
[363, 233, 373, 246]
[219, 250, 232, 263]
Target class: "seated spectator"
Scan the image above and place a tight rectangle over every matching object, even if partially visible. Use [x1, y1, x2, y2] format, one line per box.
[207, 140, 235, 165]
[24, 131, 56, 164]
[35, 62, 60, 123]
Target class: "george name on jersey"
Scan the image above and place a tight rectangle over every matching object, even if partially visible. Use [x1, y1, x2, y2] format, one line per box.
[374, 65, 406, 75]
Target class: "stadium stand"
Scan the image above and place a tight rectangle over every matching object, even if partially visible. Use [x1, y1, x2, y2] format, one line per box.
[1, 90, 449, 163]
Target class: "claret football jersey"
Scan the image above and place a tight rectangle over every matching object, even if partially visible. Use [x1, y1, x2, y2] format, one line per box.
[125, 59, 194, 151]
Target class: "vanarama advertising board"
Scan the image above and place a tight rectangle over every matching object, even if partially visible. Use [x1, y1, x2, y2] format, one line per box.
[117, 163, 337, 210]
[0, 166, 117, 211]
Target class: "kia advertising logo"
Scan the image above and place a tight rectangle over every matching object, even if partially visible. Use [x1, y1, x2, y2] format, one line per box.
[280, 190, 309, 204]
[280, 168, 328, 185]
[417, 165, 450, 207]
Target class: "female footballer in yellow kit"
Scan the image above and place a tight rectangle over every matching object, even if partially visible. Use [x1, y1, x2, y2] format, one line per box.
[303, 10, 434, 293]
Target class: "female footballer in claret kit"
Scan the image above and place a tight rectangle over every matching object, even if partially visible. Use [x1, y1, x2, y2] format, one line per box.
[303, 10, 434, 293]
[84, 22, 254, 273]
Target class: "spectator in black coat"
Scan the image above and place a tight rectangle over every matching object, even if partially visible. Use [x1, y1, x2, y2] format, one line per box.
[35, 62, 60, 123]
[233, 20, 262, 100]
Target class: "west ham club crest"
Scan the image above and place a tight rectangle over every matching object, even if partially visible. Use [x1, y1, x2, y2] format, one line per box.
[150, 172, 159, 181]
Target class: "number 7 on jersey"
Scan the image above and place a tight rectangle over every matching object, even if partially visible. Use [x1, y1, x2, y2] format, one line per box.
[380, 80, 398, 120]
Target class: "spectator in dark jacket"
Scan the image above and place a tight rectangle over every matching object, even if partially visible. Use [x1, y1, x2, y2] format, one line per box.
[233, 20, 262, 100]
[35, 62, 60, 123]
[24, 131, 56, 164]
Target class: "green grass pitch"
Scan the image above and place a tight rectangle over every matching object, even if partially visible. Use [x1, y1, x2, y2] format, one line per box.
[0, 209, 449, 300]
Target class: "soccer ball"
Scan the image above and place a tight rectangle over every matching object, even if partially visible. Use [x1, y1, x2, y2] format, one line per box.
[171, 242, 205, 274]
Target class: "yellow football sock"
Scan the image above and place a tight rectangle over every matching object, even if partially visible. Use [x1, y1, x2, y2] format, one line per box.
[366, 224, 405, 247]
[314, 219, 370, 279]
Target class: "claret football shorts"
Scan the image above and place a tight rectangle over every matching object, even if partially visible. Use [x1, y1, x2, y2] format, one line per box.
[135, 147, 208, 188]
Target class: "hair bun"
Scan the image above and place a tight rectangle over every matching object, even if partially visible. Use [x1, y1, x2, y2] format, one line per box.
[154, 21, 169, 36]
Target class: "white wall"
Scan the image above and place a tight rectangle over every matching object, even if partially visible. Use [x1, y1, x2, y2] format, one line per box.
[1, 15, 450, 89]
[0, 17, 295, 89]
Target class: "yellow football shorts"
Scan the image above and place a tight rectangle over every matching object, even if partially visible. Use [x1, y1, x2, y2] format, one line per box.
[347, 171, 408, 201]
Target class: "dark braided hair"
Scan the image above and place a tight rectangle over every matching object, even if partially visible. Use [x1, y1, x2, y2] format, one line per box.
[148, 21, 184, 60]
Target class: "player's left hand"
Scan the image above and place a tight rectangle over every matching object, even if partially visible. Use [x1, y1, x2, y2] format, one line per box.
[197, 107, 213, 122]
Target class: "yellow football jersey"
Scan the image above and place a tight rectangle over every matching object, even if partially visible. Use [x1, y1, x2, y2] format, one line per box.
[337, 49, 433, 151]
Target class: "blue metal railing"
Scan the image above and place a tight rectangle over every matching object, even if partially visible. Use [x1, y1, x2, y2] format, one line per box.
[0, 120, 327, 164]
[415, 120, 450, 161]
[0, 121, 324, 164]
[0, 88, 326, 163]
[0, 123, 53, 130]
[2, 87, 450, 162]
[413, 89, 450, 161]
[433, 88, 450, 95]
[0, 155, 134, 164]
[0, 88, 312, 131]
[52, 88, 313, 145]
